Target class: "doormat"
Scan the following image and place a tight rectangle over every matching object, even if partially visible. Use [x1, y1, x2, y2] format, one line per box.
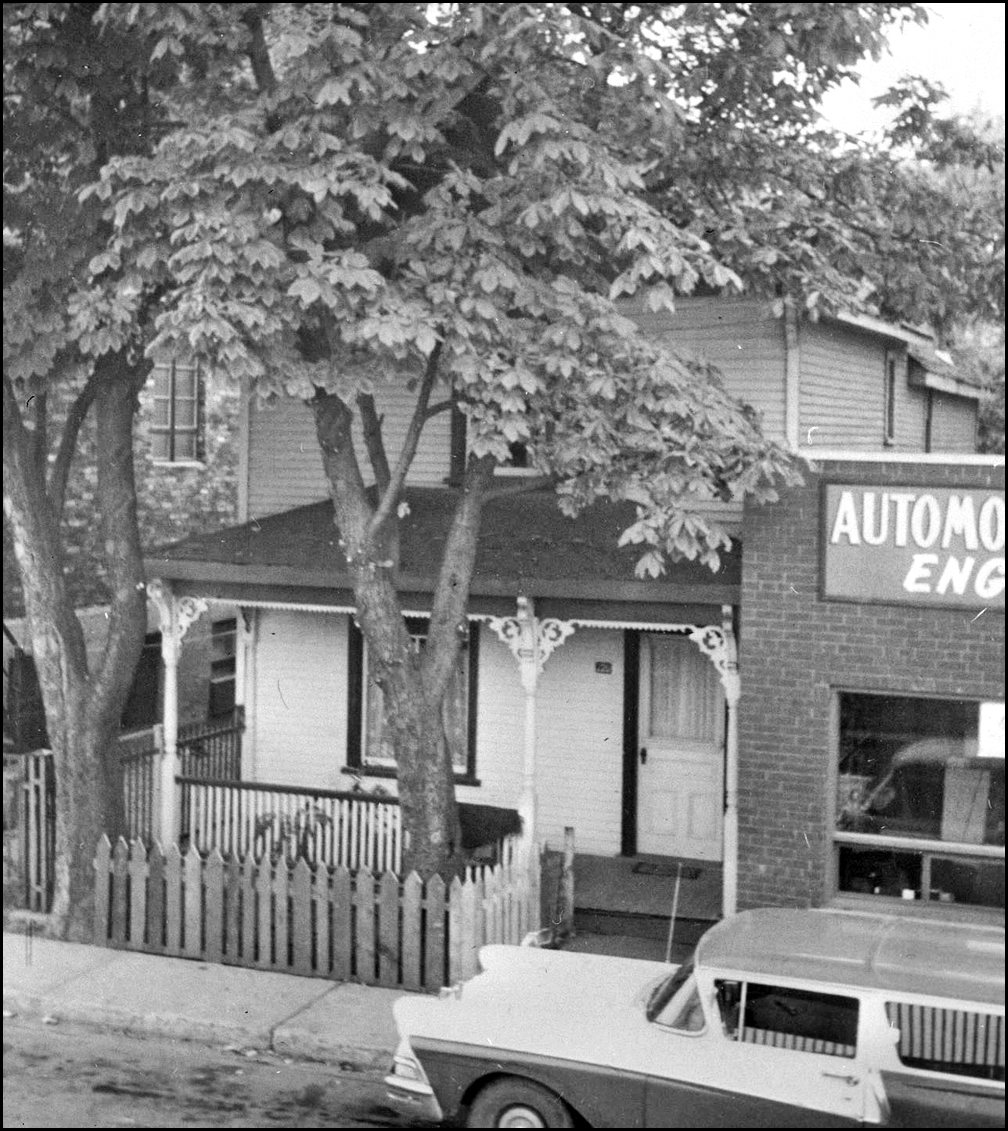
[632, 863, 702, 880]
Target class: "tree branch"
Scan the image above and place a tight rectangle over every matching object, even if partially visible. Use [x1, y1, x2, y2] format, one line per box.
[357, 393, 392, 492]
[367, 342, 443, 541]
[30, 390, 48, 480]
[424, 399, 454, 421]
[242, 10, 278, 95]
[48, 370, 101, 523]
[423, 452, 497, 702]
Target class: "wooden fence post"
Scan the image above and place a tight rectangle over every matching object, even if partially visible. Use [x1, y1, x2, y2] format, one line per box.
[205, 849, 224, 963]
[331, 865, 352, 981]
[560, 826, 576, 941]
[146, 841, 165, 953]
[273, 856, 289, 971]
[128, 840, 148, 949]
[93, 835, 111, 944]
[355, 868, 375, 984]
[378, 871, 399, 987]
[292, 857, 313, 976]
[424, 875, 446, 990]
[402, 873, 423, 991]
[183, 844, 202, 958]
[165, 844, 183, 955]
[110, 838, 130, 948]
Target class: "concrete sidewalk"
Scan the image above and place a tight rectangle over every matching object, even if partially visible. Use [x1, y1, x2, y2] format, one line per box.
[2, 931, 403, 1072]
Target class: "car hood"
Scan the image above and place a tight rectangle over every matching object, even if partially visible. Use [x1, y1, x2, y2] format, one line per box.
[393, 945, 672, 1054]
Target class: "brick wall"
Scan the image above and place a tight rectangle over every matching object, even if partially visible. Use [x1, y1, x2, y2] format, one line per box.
[738, 459, 1005, 911]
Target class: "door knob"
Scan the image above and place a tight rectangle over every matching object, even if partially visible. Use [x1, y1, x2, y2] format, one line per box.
[640, 747, 647, 765]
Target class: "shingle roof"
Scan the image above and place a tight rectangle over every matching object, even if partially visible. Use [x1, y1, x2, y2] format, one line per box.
[145, 487, 740, 603]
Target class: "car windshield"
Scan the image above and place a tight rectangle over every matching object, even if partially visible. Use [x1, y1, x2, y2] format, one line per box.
[646, 957, 696, 1022]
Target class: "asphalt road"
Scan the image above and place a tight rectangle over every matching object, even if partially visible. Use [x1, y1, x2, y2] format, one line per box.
[3, 1015, 428, 1129]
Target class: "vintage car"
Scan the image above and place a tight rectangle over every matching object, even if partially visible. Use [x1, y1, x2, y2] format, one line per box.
[385, 907, 1005, 1128]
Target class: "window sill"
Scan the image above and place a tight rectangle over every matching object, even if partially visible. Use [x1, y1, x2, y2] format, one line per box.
[341, 765, 481, 788]
[151, 459, 206, 469]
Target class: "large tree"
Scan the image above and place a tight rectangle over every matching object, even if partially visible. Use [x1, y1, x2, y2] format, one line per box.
[85, 1, 1002, 877]
[2, 3, 177, 935]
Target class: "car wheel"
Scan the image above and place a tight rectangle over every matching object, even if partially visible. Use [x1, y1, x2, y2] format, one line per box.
[466, 1078, 574, 1129]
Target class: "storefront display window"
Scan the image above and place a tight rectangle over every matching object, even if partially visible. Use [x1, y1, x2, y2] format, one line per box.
[834, 692, 1005, 909]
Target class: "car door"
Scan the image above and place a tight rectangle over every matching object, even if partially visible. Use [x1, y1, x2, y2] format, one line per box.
[643, 978, 877, 1127]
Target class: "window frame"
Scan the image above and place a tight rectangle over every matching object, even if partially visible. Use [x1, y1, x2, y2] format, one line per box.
[715, 978, 860, 1059]
[831, 688, 1005, 911]
[150, 359, 205, 465]
[345, 616, 480, 785]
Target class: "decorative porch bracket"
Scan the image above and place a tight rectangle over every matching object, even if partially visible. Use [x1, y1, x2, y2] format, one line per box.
[485, 597, 576, 847]
[147, 579, 208, 847]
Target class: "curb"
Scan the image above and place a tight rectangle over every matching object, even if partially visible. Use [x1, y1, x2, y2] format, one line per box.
[3, 987, 274, 1049]
[3, 987, 394, 1075]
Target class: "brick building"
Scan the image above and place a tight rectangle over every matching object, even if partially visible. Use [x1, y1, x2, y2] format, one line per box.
[739, 457, 1004, 917]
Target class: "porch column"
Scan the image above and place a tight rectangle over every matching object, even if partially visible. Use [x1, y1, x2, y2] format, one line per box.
[719, 605, 742, 919]
[487, 597, 575, 847]
[148, 580, 207, 846]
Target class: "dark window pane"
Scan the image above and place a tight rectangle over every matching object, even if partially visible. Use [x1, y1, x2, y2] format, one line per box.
[742, 983, 858, 1057]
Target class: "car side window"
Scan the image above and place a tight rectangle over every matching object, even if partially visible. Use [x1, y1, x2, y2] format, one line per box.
[716, 980, 859, 1058]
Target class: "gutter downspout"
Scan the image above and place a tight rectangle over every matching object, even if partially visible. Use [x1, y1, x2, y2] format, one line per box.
[784, 297, 801, 453]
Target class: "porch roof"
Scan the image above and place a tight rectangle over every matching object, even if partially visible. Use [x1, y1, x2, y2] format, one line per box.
[145, 489, 740, 617]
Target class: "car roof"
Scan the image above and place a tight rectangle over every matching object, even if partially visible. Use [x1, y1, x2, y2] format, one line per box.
[695, 909, 1005, 1007]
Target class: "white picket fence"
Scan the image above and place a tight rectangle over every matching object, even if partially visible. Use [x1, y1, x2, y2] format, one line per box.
[94, 832, 540, 990]
[177, 777, 402, 873]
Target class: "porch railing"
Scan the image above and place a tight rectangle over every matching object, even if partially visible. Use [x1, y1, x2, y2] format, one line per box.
[177, 777, 403, 873]
[11, 710, 245, 914]
[178, 707, 244, 779]
[177, 707, 245, 836]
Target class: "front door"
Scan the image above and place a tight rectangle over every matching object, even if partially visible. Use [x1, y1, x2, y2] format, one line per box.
[637, 633, 724, 860]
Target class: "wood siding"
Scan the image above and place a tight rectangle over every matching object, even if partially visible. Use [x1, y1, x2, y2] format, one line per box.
[800, 321, 929, 451]
[247, 392, 452, 519]
[630, 297, 788, 441]
[243, 608, 625, 855]
[252, 609, 348, 790]
[928, 391, 979, 453]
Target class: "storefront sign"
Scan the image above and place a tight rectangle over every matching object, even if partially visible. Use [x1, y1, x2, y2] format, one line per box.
[822, 484, 1005, 609]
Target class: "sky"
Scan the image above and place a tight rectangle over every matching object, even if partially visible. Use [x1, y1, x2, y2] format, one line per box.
[820, 2, 1006, 137]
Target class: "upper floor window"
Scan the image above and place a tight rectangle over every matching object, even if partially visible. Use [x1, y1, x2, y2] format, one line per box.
[883, 351, 897, 445]
[151, 360, 203, 463]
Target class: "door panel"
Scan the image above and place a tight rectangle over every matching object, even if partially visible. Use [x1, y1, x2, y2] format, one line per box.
[638, 634, 724, 860]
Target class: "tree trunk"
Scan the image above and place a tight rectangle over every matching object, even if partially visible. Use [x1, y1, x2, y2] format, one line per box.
[313, 390, 493, 877]
[3, 357, 147, 939]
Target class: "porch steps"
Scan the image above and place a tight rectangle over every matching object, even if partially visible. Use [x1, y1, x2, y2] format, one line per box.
[573, 906, 714, 948]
